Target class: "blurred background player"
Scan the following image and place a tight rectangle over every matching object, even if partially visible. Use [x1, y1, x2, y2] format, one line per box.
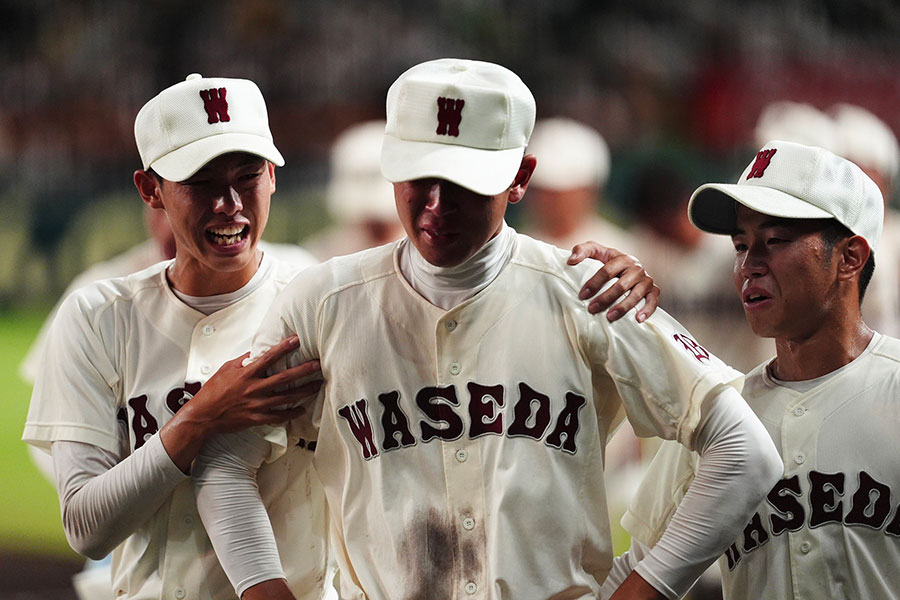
[303, 120, 404, 260]
[522, 117, 634, 252]
[829, 103, 900, 337]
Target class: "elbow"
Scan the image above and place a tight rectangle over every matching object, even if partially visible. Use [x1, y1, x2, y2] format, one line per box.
[746, 435, 785, 499]
[66, 530, 114, 561]
[61, 504, 116, 560]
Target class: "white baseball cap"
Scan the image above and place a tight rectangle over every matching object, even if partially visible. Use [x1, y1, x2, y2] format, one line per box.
[327, 120, 397, 223]
[689, 140, 884, 252]
[830, 103, 900, 183]
[380, 58, 536, 196]
[527, 118, 610, 190]
[135, 73, 284, 182]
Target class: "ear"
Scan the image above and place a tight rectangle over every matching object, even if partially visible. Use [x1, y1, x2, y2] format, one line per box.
[837, 235, 870, 283]
[267, 161, 277, 195]
[134, 170, 165, 209]
[507, 154, 537, 205]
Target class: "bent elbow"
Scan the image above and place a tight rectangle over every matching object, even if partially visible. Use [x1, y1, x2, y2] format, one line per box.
[66, 529, 113, 561]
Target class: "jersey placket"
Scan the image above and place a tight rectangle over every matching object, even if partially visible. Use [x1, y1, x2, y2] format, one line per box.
[782, 397, 824, 600]
[160, 314, 224, 598]
[436, 312, 489, 599]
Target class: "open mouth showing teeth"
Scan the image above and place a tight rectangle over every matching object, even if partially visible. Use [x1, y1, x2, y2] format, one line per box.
[746, 294, 769, 303]
[206, 225, 248, 246]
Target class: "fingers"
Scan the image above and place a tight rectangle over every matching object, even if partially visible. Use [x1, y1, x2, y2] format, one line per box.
[635, 285, 661, 323]
[250, 336, 301, 373]
[567, 241, 621, 265]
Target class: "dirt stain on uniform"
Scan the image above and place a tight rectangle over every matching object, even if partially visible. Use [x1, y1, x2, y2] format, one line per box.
[398, 507, 486, 600]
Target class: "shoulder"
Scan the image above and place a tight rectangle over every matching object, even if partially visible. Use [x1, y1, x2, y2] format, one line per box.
[259, 240, 319, 270]
[509, 232, 599, 295]
[275, 242, 398, 306]
[870, 333, 900, 363]
[60, 262, 169, 318]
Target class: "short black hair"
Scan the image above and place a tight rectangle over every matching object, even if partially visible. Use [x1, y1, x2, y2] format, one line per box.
[820, 219, 875, 304]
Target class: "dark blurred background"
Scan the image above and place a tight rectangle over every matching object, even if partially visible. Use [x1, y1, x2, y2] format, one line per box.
[3, 0, 900, 305]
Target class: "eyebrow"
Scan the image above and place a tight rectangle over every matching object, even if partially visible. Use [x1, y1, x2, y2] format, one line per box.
[732, 218, 793, 236]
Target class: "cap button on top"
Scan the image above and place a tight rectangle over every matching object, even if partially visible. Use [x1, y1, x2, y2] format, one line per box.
[185, 73, 202, 81]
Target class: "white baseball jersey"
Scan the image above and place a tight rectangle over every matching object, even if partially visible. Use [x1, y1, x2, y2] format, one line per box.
[247, 232, 742, 599]
[22, 253, 332, 600]
[622, 333, 900, 599]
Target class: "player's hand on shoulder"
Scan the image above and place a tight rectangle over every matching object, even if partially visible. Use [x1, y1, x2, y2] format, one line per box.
[188, 335, 323, 434]
[568, 241, 660, 323]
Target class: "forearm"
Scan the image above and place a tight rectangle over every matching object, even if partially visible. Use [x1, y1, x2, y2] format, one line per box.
[193, 429, 287, 597]
[54, 435, 188, 559]
[633, 388, 782, 598]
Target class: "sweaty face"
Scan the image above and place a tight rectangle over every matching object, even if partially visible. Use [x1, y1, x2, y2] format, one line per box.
[731, 204, 839, 340]
[393, 178, 511, 268]
[158, 152, 275, 295]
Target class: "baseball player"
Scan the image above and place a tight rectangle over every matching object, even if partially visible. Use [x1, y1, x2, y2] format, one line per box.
[22, 74, 335, 600]
[603, 140, 900, 599]
[192, 58, 782, 600]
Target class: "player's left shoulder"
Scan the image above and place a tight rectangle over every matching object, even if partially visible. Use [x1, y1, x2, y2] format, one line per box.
[510, 230, 600, 293]
[260, 240, 319, 271]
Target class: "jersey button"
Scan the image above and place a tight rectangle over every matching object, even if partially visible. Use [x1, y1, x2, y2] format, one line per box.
[792, 406, 805, 416]
[455, 449, 469, 463]
[464, 582, 477, 594]
[200, 364, 212, 375]
[202, 325, 214, 335]
[794, 453, 806, 465]
[183, 515, 194, 526]
[799, 541, 811, 553]
[462, 517, 475, 530]
[174, 587, 186, 599]
[445, 320, 457, 331]
[449, 362, 461, 375]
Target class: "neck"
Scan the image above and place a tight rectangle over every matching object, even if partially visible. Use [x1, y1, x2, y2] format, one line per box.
[167, 249, 263, 296]
[769, 318, 874, 381]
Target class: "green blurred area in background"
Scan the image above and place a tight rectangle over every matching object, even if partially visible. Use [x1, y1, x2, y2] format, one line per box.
[0, 307, 78, 558]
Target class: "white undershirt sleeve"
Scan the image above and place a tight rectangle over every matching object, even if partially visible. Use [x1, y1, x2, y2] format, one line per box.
[629, 387, 782, 598]
[53, 434, 188, 560]
[600, 538, 650, 599]
[192, 430, 286, 597]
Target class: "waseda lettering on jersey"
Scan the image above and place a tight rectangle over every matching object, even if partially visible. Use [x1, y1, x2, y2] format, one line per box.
[746, 148, 777, 180]
[335, 382, 587, 460]
[126, 381, 201, 450]
[724, 470, 900, 570]
[200, 87, 230, 124]
[436, 97, 464, 136]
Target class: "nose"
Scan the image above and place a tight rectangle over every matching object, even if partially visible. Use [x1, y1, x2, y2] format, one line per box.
[422, 180, 459, 215]
[736, 243, 767, 279]
[213, 186, 243, 215]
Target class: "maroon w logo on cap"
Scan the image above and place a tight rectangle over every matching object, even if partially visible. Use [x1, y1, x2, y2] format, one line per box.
[436, 97, 465, 136]
[746, 149, 777, 180]
[199, 88, 230, 124]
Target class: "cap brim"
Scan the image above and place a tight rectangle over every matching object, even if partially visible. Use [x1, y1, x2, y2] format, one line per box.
[689, 182, 834, 234]
[380, 134, 525, 196]
[150, 133, 285, 182]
